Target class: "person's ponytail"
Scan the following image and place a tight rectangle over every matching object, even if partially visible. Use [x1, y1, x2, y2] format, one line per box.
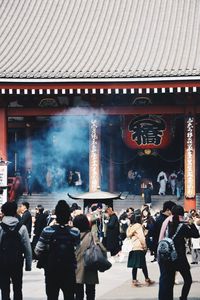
[169, 205, 184, 236]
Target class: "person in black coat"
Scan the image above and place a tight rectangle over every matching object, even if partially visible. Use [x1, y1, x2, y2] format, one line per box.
[105, 207, 120, 260]
[144, 183, 153, 207]
[19, 202, 32, 238]
[158, 205, 199, 300]
[152, 201, 176, 261]
[32, 205, 47, 256]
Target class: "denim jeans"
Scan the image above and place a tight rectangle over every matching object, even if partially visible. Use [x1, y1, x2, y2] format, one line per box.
[158, 261, 175, 300]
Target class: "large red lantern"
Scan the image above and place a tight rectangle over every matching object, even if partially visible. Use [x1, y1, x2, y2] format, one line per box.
[122, 115, 171, 149]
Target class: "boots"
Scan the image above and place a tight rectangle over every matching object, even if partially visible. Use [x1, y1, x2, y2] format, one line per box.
[132, 280, 142, 287]
[145, 278, 155, 286]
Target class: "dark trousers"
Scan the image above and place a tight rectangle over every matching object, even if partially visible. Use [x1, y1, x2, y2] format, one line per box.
[158, 261, 175, 300]
[45, 270, 75, 300]
[0, 266, 23, 300]
[178, 267, 192, 300]
[75, 284, 95, 300]
[132, 264, 149, 280]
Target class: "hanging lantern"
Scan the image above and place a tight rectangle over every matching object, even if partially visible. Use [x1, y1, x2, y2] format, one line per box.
[122, 115, 171, 149]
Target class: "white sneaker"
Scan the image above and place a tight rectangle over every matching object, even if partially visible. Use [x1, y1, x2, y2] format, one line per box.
[118, 254, 125, 262]
[109, 256, 116, 264]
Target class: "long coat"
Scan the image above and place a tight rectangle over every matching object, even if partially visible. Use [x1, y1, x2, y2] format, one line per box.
[75, 231, 99, 285]
[106, 214, 120, 252]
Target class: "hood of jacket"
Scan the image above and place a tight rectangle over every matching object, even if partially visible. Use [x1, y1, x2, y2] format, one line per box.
[1, 216, 19, 229]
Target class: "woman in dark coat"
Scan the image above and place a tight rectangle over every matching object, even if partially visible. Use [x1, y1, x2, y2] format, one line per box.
[105, 207, 121, 259]
[158, 205, 199, 300]
[73, 214, 99, 300]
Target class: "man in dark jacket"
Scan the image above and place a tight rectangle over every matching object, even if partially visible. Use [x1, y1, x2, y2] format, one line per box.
[144, 183, 153, 207]
[19, 201, 32, 238]
[0, 202, 32, 300]
[106, 207, 120, 262]
[32, 205, 47, 257]
[35, 200, 80, 300]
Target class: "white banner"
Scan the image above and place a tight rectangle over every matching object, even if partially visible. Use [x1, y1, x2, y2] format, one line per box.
[89, 119, 100, 192]
[185, 116, 195, 199]
[0, 164, 7, 205]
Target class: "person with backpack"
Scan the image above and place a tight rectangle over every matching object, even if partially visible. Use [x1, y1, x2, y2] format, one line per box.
[152, 200, 176, 262]
[35, 200, 80, 300]
[0, 201, 32, 300]
[158, 205, 199, 300]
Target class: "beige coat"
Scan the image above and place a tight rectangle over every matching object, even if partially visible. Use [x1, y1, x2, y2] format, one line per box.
[126, 223, 147, 251]
[75, 231, 99, 284]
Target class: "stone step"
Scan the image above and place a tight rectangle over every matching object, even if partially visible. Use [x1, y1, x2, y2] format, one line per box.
[18, 193, 193, 215]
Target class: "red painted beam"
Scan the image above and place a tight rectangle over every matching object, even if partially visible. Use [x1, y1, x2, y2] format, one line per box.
[1, 80, 200, 90]
[7, 106, 188, 117]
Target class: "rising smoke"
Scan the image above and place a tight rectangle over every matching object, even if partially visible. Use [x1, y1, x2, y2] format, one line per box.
[10, 108, 110, 195]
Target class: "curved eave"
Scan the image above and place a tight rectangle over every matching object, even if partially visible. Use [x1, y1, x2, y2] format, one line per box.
[68, 192, 122, 201]
[1, 76, 200, 83]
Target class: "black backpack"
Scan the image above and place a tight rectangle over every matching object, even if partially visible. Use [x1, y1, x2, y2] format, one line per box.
[157, 224, 183, 263]
[0, 222, 23, 268]
[47, 225, 76, 272]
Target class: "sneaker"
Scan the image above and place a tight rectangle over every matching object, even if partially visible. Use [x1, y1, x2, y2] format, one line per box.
[132, 280, 142, 287]
[108, 257, 116, 264]
[118, 254, 125, 263]
[145, 278, 155, 286]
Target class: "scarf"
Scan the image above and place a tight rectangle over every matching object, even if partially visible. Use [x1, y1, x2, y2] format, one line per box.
[159, 215, 183, 241]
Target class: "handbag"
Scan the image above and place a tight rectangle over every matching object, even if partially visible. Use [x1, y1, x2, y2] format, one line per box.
[84, 235, 112, 272]
[121, 238, 133, 253]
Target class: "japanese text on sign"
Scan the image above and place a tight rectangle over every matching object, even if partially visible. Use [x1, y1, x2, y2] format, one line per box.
[90, 119, 100, 192]
[185, 117, 195, 198]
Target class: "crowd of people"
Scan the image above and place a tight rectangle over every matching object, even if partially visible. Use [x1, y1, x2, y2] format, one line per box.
[127, 168, 184, 200]
[0, 199, 199, 300]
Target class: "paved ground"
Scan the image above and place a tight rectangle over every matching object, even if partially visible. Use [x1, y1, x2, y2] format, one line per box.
[19, 253, 200, 300]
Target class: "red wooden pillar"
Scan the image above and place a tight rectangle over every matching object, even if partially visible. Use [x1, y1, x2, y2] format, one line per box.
[184, 115, 196, 211]
[0, 108, 7, 160]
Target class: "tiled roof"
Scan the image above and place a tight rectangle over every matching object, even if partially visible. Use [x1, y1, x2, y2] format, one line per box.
[0, 0, 200, 80]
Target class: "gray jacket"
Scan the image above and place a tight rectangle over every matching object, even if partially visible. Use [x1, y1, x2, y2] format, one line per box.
[0, 216, 32, 271]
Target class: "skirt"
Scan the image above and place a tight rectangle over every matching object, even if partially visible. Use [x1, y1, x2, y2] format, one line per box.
[127, 250, 146, 269]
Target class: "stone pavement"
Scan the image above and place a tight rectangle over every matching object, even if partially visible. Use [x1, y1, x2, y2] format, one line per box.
[20, 253, 200, 300]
